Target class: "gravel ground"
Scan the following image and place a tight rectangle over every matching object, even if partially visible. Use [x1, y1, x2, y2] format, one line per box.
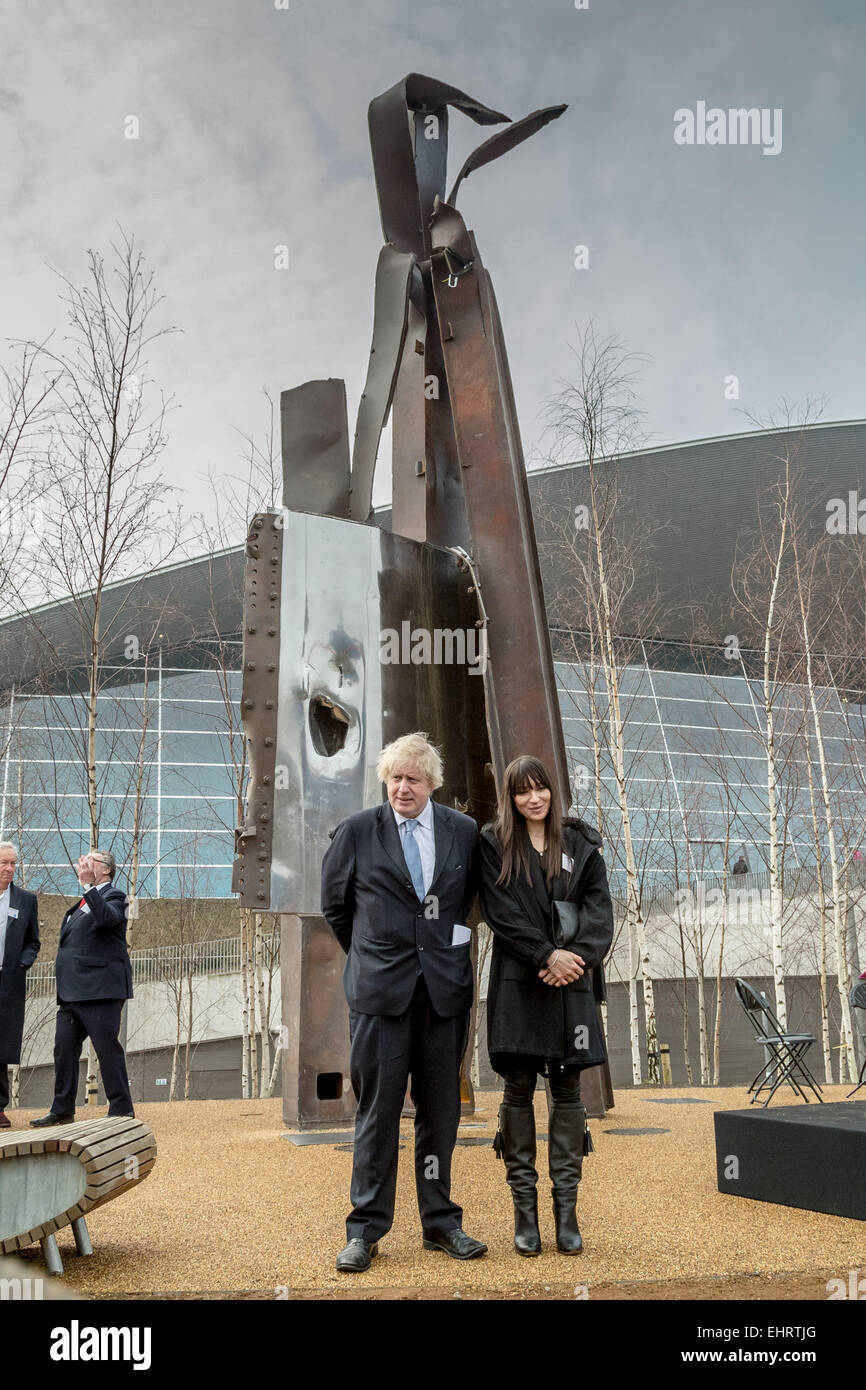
[6, 1087, 865, 1298]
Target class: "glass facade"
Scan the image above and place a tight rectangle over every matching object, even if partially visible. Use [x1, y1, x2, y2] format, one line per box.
[557, 657, 866, 893]
[0, 645, 244, 900]
[4, 588, 865, 908]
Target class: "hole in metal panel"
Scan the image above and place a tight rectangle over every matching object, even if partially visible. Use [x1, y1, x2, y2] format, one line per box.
[309, 697, 350, 757]
[316, 1072, 344, 1101]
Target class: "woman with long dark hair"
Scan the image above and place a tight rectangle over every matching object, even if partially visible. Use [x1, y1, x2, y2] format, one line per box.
[479, 755, 613, 1255]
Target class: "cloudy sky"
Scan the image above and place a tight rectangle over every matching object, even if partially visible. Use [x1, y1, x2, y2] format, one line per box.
[2, 0, 864, 536]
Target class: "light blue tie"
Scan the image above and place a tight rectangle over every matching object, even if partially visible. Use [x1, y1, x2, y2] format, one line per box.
[402, 818, 426, 901]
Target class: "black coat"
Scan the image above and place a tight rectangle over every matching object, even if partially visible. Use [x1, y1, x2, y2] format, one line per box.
[0, 884, 41, 1064]
[55, 882, 133, 1003]
[321, 799, 480, 1018]
[479, 817, 614, 1070]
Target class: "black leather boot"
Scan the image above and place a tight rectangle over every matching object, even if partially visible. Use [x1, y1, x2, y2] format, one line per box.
[548, 1102, 588, 1254]
[497, 1103, 541, 1255]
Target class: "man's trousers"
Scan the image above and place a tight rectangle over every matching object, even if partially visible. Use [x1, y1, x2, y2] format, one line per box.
[52, 998, 134, 1117]
[346, 974, 469, 1242]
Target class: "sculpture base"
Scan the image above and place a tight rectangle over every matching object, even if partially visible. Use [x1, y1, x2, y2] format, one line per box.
[581, 1059, 615, 1119]
[281, 913, 477, 1128]
[281, 914, 356, 1130]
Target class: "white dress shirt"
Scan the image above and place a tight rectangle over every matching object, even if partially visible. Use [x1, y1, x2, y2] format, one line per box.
[75, 879, 110, 912]
[0, 884, 10, 964]
[392, 798, 436, 897]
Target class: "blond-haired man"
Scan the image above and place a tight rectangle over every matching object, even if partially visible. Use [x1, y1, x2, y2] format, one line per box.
[322, 732, 486, 1271]
[0, 843, 40, 1128]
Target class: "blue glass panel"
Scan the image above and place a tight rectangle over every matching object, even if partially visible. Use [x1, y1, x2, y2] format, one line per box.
[158, 731, 239, 764]
[159, 764, 239, 798]
[159, 703, 238, 734]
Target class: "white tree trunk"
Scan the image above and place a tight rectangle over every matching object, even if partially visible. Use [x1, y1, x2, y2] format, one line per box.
[240, 908, 251, 1099]
[797, 596, 857, 1081]
[760, 565, 788, 1026]
[247, 927, 259, 1100]
[254, 914, 270, 1097]
[804, 739, 834, 1082]
[696, 940, 709, 1086]
[712, 881, 727, 1086]
[265, 1038, 282, 1099]
[169, 962, 183, 1101]
[592, 554, 657, 1079]
[85, 1041, 99, 1108]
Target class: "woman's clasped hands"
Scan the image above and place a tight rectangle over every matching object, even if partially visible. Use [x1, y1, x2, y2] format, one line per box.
[539, 949, 586, 987]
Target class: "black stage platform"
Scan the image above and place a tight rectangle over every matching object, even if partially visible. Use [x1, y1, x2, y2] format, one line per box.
[714, 1100, 866, 1220]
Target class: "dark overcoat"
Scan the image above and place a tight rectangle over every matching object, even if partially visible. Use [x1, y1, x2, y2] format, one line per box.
[0, 884, 41, 1064]
[55, 883, 133, 1003]
[321, 800, 480, 1018]
[479, 817, 613, 1071]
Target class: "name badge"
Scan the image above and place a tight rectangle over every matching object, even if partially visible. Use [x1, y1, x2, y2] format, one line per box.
[561, 853, 574, 872]
[7, 907, 18, 919]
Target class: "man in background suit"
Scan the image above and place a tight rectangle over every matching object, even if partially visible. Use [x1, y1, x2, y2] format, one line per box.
[31, 849, 134, 1126]
[321, 731, 486, 1272]
[0, 842, 40, 1128]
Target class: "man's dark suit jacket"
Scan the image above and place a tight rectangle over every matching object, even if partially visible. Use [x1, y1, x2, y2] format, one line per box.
[55, 882, 133, 1003]
[321, 800, 480, 1018]
[0, 884, 40, 1064]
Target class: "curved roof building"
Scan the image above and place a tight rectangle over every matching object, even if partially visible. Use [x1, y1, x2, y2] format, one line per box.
[2, 420, 865, 897]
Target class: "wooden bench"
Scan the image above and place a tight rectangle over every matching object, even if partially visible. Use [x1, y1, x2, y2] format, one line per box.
[0, 1117, 156, 1275]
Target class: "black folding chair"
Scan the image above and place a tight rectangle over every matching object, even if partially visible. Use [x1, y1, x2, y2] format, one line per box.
[846, 981, 866, 1099]
[735, 978, 824, 1107]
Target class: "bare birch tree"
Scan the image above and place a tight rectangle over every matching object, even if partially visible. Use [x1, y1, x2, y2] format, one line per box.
[11, 231, 185, 1103]
[190, 392, 283, 1098]
[542, 323, 662, 1082]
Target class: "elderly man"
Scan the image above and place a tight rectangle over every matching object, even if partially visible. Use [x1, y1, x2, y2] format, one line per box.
[0, 843, 40, 1128]
[31, 850, 133, 1127]
[321, 731, 486, 1272]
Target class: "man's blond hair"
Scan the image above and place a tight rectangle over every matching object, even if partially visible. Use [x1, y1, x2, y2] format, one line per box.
[377, 732, 444, 790]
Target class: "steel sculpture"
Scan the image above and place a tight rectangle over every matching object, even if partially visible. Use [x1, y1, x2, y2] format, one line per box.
[233, 74, 614, 1125]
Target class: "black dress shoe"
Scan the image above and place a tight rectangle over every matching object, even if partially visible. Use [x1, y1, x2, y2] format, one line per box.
[422, 1227, 488, 1260]
[29, 1112, 75, 1127]
[335, 1238, 378, 1272]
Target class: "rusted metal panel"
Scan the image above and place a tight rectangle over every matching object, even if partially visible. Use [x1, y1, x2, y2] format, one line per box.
[247, 508, 492, 916]
[237, 72, 613, 1123]
[368, 74, 508, 258]
[350, 245, 416, 524]
[390, 289, 429, 543]
[281, 915, 357, 1128]
[241, 508, 491, 1125]
[232, 512, 282, 906]
[281, 379, 351, 519]
[428, 201, 570, 809]
[447, 104, 568, 204]
[418, 266, 470, 550]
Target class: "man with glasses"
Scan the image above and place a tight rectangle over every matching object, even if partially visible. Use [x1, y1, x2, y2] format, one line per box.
[31, 850, 134, 1127]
